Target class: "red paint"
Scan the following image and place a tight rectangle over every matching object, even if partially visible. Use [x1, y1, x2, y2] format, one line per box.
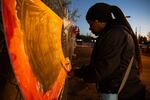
[2, 0, 17, 47]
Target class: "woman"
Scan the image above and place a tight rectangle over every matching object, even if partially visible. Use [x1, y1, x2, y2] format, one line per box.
[74, 3, 145, 100]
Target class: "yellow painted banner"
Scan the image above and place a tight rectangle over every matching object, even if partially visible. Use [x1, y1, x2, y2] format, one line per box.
[2, 0, 71, 99]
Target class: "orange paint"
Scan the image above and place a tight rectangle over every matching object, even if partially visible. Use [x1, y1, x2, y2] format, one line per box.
[2, 0, 70, 99]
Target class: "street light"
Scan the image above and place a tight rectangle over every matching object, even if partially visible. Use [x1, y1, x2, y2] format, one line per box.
[125, 16, 131, 18]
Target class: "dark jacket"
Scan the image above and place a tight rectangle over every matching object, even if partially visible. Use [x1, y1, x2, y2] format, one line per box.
[78, 23, 144, 99]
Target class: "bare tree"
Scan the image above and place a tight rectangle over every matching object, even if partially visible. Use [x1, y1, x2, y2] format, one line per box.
[41, 0, 71, 18]
[41, 0, 79, 22]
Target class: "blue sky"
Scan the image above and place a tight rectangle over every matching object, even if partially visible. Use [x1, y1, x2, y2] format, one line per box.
[70, 0, 150, 36]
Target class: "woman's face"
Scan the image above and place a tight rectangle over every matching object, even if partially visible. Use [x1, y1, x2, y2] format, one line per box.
[88, 20, 106, 36]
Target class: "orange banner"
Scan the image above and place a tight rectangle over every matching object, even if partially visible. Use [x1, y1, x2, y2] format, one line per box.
[2, 0, 70, 99]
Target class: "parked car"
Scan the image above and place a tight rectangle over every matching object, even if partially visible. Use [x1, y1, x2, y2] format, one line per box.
[139, 42, 150, 53]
